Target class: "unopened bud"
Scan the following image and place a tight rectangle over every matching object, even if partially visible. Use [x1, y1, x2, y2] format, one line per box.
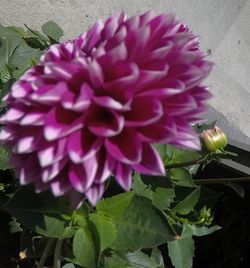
[201, 126, 227, 152]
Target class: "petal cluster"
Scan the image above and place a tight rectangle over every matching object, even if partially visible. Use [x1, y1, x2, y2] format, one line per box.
[0, 11, 213, 205]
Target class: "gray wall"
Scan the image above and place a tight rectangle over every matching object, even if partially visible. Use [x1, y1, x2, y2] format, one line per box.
[1, 0, 250, 139]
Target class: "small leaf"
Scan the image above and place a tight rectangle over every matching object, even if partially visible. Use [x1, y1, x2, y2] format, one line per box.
[42, 21, 63, 42]
[97, 191, 134, 216]
[9, 217, 22, 233]
[73, 225, 96, 268]
[89, 213, 116, 252]
[0, 146, 11, 169]
[169, 168, 196, 187]
[168, 224, 194, 268]
[172, 187, 200, 215]
[191, 225, 221, 236]
[165, 146, 201, 166]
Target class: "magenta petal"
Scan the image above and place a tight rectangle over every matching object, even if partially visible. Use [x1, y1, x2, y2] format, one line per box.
[125, 96, 163, 127]
[62, 83, 93, 112]
[94, 150, 115, 183]
[133, 143, 165, 175]
[85, 183, 105, 206]
[44, 106, 84, 141]
[19, 155, 41, 185]
[38, 138, 67, 167]
[68, 129, 102, 163]
[88, 108, 124, 137]
[114, 163, 132, 191]
[42, 158, 68, 183]
[93, 95, 125, 110]
[0, 103, 28, 123]
[69, 155, 98, 192]
[138, 116, 176, 143]
[51, 174, 71, 196]
[20, 107, 49, 126]
[31, 82, 68, 104]
[105, 128, 142, 164]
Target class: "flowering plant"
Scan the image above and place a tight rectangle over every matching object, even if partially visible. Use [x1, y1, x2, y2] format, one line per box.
[0, 12, 238, 268]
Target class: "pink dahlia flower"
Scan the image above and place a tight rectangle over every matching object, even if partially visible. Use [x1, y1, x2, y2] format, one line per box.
[0, 11, 213, 205]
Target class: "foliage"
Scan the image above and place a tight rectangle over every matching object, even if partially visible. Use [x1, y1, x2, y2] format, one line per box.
[0, 20, 237, 268]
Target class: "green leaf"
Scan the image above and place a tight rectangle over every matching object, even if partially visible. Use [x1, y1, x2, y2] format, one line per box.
[169, 168, 195, 187]
[42, 21, 63, 42]
[172, 187, 200, 215]
[0, 146, 10, 169]
[191, 225, 221, 236]
[133, 173, 174, 210]
[151, 248, 165, 268]
[151, 187, 175, 210]
[105, 253, 130, 268]
[168, 224, 194, 268]
[89, 213, 116, 252]
[165, 145, 201, 166]
[9, 216, 22, 233]
[97, 191, 134, 216]
[73, 225, 97, 268]
[105, 250, 160, 268]
[108, 195, 175, 250]
[5, 186, 73, 238]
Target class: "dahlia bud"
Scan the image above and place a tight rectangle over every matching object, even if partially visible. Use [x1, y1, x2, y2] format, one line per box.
[201, 126, 227, 152]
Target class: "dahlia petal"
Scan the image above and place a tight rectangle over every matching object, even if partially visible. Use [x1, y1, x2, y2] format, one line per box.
[114, 163, 132, 191]
[69, 156, 97, 193]
[105, 128, 142, 164]
[85, 20, 104, 51]
[19, 155, 41, 185]
[125, 96, 163, 127]
[42, 158, 68, 183]
[31, 82, 68, 104]
[0, 103, 28, 123]
[85, 183, 105, 206]
[139, 10, 156, 26]
[93, 96, 125, 110]
[0, 126, 16, 142]
[20, 107, 49, 126]
[98, 42, 128, 67]
[163, 93, 197, 115]
[136, 63, 169, 91]
[88, 108, 125, 137]
[88, 60, 105, 88]
[138, 116, 177, 143]
[68, 129, 102, 163]
[94, 150, 115, 183]
[102, 15, 120, 39]
[51, 174, 71, 196]
[11, 80, 33, 99]
[61, 83, 93, 112]
[133, 143, 165, 175]
[38, 138, 67, 167]
[44, 106, 84, 141]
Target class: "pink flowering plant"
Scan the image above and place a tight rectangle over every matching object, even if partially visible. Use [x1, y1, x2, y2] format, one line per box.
[0, 12, 236, 268]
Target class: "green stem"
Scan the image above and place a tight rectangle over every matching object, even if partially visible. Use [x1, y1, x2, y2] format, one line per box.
[194, 176, 250, 184]
[53, 239, 64, 268]
[37, 238, 56, 268]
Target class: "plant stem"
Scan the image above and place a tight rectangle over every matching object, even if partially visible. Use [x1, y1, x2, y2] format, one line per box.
[53, 239, 64, 268]
[37, 238, 56, 268]
[194, 176, 250, 184]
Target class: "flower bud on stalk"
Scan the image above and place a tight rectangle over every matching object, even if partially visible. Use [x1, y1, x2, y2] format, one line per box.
[201, 126, 228, 152]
